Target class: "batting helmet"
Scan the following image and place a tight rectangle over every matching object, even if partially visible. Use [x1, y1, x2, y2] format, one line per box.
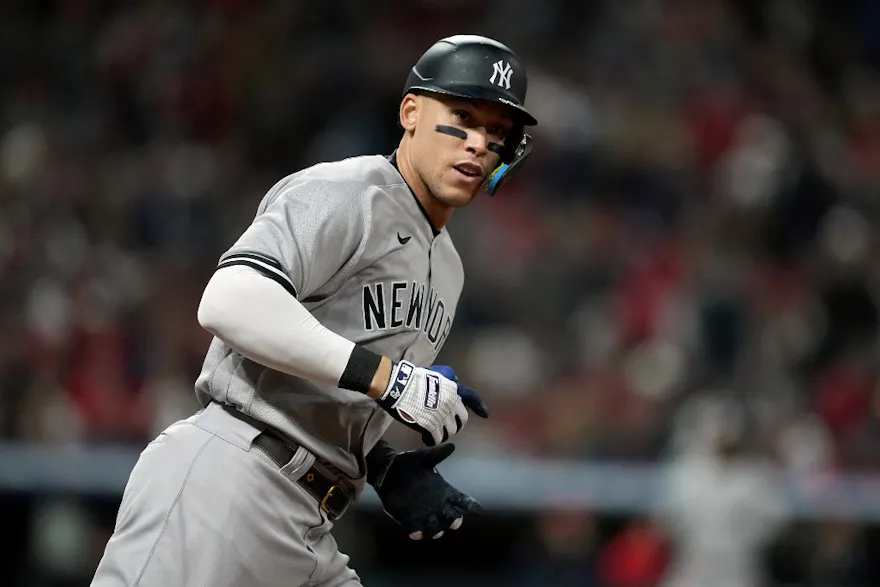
[403, 35, 537, 195]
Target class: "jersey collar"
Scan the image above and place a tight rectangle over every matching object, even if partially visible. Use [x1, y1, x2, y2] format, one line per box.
[387, 150, 441, 237]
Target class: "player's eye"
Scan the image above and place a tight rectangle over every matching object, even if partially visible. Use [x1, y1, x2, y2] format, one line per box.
[489, 126, 507, 139]
[453, 110, 471, 124]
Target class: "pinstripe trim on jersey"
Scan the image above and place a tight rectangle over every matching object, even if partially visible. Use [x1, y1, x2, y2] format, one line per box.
[217, 253, 298, 298]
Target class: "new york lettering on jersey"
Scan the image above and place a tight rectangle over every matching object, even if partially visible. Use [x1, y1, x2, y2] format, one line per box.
[361, 280, 453, 352]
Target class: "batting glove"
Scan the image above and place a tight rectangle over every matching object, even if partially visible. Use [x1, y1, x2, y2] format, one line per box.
[376, 361, 488, 446]
[373, 443, 483, 540]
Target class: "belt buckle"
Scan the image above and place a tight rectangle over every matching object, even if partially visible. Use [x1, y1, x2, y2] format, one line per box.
[320, 484, 351, 520]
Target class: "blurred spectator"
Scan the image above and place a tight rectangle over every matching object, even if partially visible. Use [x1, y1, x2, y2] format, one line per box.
[598, 518, 668, 587]
[509, 507, 601, 587]
[655, 395, 789, 587]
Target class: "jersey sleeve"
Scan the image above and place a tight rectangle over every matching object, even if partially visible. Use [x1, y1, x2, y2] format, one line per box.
[218, 177, 372, 301]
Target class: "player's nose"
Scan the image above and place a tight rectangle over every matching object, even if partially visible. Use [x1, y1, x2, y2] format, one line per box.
[464, 128, 490, 155]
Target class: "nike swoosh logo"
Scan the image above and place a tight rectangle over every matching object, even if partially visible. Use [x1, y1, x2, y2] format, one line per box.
[397, 233, 411, 245]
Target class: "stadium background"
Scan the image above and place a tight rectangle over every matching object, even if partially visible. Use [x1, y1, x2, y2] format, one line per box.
[3, 0, 880, 585]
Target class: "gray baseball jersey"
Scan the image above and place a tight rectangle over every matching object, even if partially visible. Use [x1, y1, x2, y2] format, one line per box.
[193, 151, 464, 480]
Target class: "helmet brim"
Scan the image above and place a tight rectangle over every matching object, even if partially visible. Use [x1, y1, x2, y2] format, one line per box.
[406, 85, 538, 127]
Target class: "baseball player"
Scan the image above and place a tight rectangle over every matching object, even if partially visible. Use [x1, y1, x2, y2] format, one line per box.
[90, 34, 537, 587]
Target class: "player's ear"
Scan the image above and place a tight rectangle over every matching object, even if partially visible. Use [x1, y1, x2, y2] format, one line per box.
[400, 94, 418, 132]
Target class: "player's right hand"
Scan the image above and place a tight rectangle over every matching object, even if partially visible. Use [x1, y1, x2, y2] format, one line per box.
[376, 360, 488, 446]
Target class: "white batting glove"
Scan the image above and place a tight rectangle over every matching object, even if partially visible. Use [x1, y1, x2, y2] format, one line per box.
[376, 361, 488, 446]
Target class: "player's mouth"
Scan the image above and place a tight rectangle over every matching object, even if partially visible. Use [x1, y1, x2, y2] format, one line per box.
[453, 163, 483, 182]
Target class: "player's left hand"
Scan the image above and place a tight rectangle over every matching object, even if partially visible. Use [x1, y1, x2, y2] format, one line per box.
[372, 443, 483, 541]
[428, 365, 485, 418]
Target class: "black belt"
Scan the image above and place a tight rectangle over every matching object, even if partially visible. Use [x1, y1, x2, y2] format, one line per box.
[252, 429, 353, 521]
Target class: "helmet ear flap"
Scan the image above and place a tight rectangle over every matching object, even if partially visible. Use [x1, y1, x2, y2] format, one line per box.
[484, 132, 533, 196]
[501, 125, 525, 165]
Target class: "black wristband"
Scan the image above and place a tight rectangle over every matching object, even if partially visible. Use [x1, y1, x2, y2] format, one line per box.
[366, 438, 398, 488]
[339, 344, 383, 394]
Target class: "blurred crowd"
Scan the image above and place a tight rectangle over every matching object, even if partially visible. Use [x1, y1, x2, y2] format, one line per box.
[3, 0, 880, 585]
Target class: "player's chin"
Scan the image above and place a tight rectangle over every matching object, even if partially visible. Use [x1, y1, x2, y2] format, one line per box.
[440, 175, 483, 206]
[437, 187, 480, 208]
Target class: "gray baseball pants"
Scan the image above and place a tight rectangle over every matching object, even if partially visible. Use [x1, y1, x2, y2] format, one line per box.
[90, 401, 362, 587]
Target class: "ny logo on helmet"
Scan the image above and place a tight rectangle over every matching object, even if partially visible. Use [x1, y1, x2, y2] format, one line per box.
[490, 60, 513, 89]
